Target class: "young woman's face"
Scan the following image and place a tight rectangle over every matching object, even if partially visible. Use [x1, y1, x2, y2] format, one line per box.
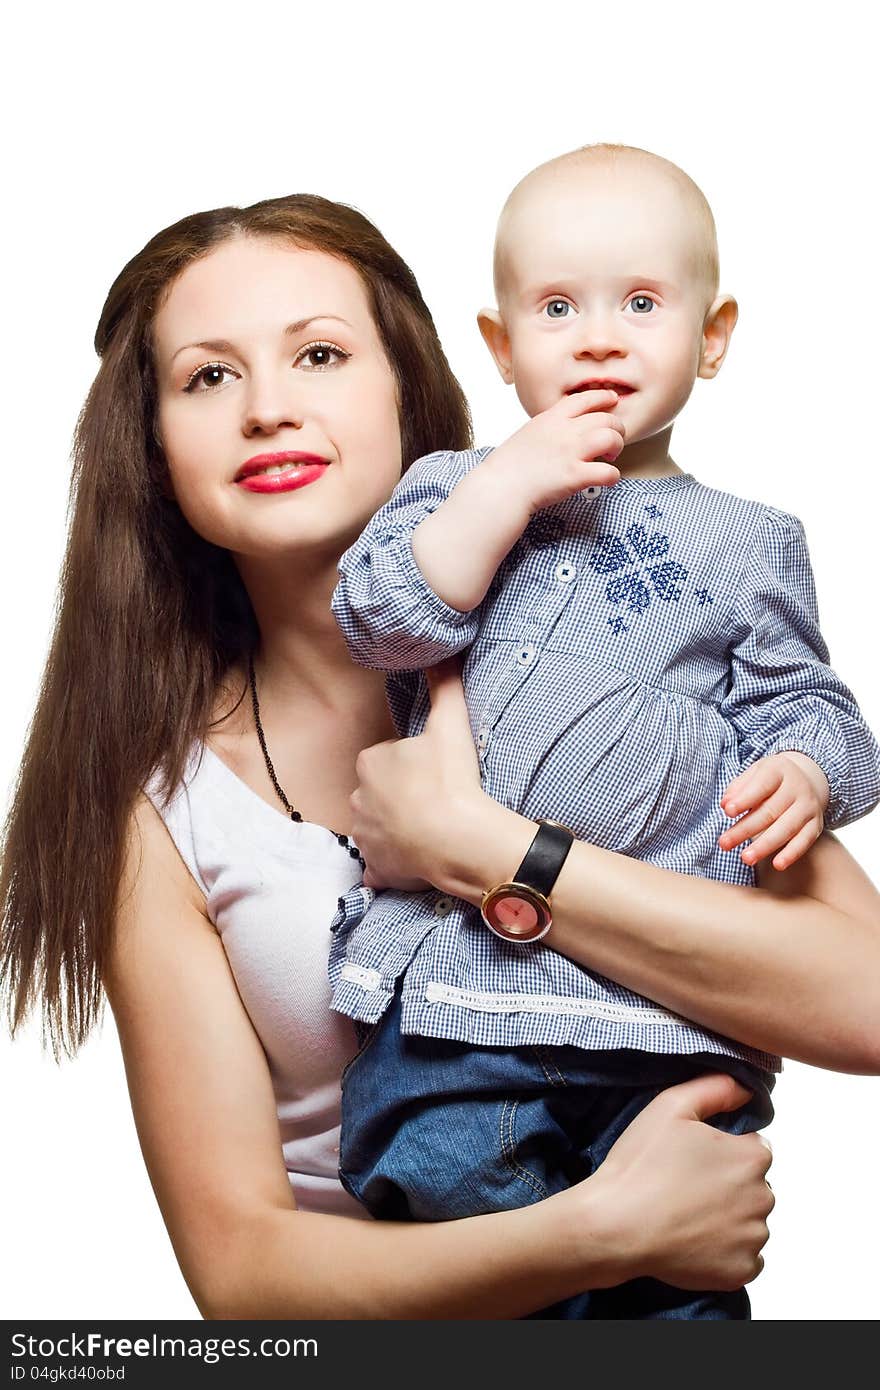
[154, 236, 403, 562]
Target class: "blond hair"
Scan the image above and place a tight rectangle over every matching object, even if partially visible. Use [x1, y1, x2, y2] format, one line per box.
[493, 143, 720, 306]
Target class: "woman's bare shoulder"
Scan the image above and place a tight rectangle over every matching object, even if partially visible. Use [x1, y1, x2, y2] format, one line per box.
[107, 791, 227, 1052]
[114, 791, 208, 934]
[106, 793, 295, 1317]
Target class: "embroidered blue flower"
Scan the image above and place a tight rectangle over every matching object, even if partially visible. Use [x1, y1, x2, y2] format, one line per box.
[644, 503, 663, 520]
[590, 535, 633, 575]
[627, 523, 670, 561]
[648, 562, 688, 602]
[695, 588, 714, 607]
[589, 524, 690, 630]
[607, 572, 651, 614]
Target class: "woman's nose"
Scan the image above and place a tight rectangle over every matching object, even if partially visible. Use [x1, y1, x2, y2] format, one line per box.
[241, 373, 304, 436]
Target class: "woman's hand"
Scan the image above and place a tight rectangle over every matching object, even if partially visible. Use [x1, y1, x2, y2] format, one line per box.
[351, 659, 488, 891]
[567, 1072, 774, 1292]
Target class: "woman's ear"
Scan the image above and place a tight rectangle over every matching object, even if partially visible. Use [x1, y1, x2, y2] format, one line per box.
[698, 295, 738, 379]
[477, 308, 515, 385]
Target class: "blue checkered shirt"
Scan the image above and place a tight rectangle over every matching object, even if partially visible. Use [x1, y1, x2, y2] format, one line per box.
[328, 451, 880, 1073]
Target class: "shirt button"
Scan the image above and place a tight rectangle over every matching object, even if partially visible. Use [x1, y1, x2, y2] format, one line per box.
[476, 726, 490, 752]
[434, 896, 453, 917]
[581, 485, 601, 502]
[554, 560, 576, 584]
[516, 644, 536, 667]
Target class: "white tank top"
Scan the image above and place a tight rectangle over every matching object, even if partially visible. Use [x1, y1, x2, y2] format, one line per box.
[144, 743, 369, 1220]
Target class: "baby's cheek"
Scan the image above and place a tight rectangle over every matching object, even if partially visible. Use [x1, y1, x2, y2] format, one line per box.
[514, 368, 560, 417]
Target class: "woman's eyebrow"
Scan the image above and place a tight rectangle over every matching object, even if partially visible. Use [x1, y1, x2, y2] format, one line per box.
[285, 313, 354, 335]
[170, 314, 354, 363]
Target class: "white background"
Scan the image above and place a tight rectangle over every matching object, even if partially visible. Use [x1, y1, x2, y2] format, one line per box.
[1, 0, 878, 1321]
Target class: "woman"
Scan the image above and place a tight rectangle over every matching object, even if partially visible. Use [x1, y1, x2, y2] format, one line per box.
[3, 192, 872, 1318]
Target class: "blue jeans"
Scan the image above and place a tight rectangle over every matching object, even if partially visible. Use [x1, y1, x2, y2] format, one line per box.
[339, 989, 774, 1320]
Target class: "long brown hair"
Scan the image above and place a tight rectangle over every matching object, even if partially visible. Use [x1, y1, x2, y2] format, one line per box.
[1, 194, 472, 1056]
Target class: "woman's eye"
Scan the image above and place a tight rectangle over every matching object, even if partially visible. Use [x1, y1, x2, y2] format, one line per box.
[544, 300, 572, 319]
[628, 295, 656, 314]
[296, 342, 350, 370]
[184, 363, 237, 393]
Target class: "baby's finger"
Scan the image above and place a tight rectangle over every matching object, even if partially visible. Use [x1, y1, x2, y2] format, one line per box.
[580, 429, 626, 466]
[584, 463, 622, 481]
[721, 762, 784, 817]
[718, 789, 794, 850]
[562, 388, 621, 417]
[740, 803, 811, 866]
[575, 413, 626, 449]
[718, 819, 757, 852]
[771, 817, 824, 871]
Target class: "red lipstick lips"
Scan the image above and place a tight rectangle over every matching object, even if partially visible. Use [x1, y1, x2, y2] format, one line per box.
[235, 451, 329, 495]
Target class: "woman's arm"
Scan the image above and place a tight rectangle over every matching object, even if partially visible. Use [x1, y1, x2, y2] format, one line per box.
[449, 809, 880, 1074]
[351, 666, 880, 1075]
[105, 795, 771, 1319]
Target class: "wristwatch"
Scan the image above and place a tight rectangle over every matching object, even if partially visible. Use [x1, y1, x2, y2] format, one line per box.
[480, 820, 575, 943]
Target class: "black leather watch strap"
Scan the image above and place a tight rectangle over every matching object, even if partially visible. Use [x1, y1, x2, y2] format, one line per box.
[514, 821, 575, 897]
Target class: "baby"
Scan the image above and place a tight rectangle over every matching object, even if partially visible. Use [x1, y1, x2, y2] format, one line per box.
[328, 145, 880, 1318]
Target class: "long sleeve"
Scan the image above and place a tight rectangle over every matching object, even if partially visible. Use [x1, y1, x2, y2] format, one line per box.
[720, 507, 880, 828]
[332, 449, 486, 671]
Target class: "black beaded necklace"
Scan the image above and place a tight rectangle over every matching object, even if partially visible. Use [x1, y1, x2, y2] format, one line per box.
[248, 653, 366, 871]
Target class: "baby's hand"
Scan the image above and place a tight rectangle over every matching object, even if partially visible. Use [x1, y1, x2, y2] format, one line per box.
[485, 390, 624, 517]
[718, 751, 830, 871]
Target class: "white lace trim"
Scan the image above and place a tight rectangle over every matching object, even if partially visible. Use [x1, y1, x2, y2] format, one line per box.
[424, 981, 690, 1028]
[340, 963, 382, 991]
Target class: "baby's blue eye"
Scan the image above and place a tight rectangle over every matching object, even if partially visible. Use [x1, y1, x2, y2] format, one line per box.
[629, 296, 655, 314]
[545, 300, 571, 319]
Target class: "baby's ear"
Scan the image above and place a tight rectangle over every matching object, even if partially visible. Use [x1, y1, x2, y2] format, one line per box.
[698, 295, 738, 379]
[477, 308, 514, 385]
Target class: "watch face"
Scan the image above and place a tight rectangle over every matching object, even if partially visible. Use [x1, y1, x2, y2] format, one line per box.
[494, 894, 541, 935]
[481, 884, 551, 942]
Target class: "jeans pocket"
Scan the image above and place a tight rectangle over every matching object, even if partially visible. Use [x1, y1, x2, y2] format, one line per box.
[498, 1098, 552, 1204]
